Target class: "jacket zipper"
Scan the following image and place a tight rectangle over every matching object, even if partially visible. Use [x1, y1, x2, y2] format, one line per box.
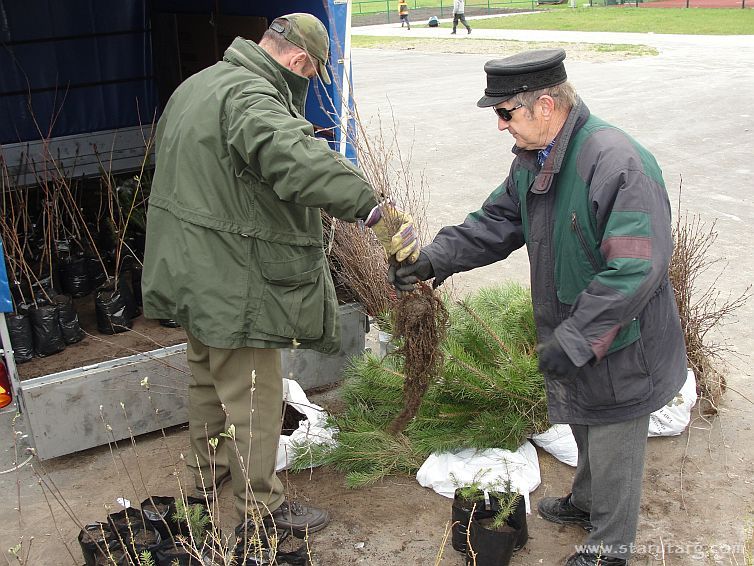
[571, 211, 601, 273]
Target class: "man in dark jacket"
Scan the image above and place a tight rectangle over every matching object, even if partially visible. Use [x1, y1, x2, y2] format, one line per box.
[391, 49, 686, 565]
[142, 13, 418, 536]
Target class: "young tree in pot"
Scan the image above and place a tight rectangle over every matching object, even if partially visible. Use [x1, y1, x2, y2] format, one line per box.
[466, 490, 525, 566]
[451, 474, 500, 553]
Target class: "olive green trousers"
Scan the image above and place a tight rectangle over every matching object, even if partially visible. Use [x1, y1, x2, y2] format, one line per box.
[185, 331, 285, 519]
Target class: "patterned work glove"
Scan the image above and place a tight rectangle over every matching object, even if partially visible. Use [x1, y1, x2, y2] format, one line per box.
[536, 337, 577, 378]
[365, 201, 420, 263]
[388, 251, 435, 292]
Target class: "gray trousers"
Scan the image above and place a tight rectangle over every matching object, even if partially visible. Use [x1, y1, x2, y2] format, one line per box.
[570, 414, 650, 560]
[452, 13, 471, 31]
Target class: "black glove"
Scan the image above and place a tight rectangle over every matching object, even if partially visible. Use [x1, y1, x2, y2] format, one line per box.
[536, 338, 577, 378]
[388, 251, 435, 292]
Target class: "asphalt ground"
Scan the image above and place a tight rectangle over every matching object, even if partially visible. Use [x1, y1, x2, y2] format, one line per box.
[348, 22, 754, 560]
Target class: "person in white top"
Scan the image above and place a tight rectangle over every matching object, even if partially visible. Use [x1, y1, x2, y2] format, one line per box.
[452, 0, 472, 34]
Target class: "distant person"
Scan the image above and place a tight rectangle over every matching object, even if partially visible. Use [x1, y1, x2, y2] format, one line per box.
[390, 48, 687, 566]
[398, 0, 411, 29]
[451, 0, 472, 34]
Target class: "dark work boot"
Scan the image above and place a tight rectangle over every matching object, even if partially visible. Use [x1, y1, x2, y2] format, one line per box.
[263, 500, 330, 538]
[537, 493, 593, 530]
[565, 552, 627, 565]
[194, 470, 231, 501]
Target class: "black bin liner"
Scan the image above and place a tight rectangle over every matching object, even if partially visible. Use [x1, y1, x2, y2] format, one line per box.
[29, 304, 66, 357]
[95, 278, 133, 334]
[86, 257, 109, 289]
[118, 275, 141, 320]
[58, 256, 92, 297]
[54, 295, 85, 344]
[7, 308, 34, 363]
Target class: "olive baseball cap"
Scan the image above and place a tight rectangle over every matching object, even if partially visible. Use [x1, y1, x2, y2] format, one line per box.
[269, 13, 331, 85]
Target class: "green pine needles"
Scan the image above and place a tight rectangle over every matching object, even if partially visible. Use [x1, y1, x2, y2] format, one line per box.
[290, 283, 550, 487]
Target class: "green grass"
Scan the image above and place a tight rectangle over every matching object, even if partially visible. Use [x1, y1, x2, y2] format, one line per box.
[353, 0, 754, 35]
[463, 7, 754, 34]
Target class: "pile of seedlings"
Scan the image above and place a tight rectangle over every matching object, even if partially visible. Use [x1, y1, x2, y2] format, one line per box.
[290, 283, 550, 487]
[668, 185, 751, 413]
[0, 153, 152, 363]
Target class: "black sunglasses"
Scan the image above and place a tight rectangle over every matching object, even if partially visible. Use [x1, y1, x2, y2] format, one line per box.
[493, 103, 523, 121]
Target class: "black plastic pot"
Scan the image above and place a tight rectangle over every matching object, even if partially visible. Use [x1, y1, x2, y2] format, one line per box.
[7, 308, 34, 363]
[141, 496, 179, 540]
[58, 256, 91, 297]
[464, 493, 527, 566]
[499, 492, 528, 551]
[107, 507, 161, 561]
[465, 517, 517, 566]
[54, 295, 84, 344]
[95, 278, 133, 334]
[29, 303, 66, 357]
[451, 488, 499, 553]
[78, 522, 114, 566]
[92, 545, 130, 566]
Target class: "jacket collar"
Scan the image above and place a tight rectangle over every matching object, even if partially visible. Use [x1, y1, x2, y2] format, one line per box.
[512, 97, 590, 194]
[223, 38, 310, 113]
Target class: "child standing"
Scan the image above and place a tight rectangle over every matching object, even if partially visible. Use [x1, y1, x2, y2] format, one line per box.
[398, 0, 411, 29]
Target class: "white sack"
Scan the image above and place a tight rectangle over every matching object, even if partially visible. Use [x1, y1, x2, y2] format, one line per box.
[648, 368, 697, 437]
[531, 424, 578, 467]
[275, 379, 335, 471]
[415, 441, 541, 513]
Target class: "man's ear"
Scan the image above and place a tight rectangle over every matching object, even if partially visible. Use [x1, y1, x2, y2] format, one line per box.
[539, 95, 556, 118]
[289, 51, 308, 69]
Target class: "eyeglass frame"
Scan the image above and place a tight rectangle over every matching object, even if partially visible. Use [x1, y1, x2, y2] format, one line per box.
[493, 102, 524, 121]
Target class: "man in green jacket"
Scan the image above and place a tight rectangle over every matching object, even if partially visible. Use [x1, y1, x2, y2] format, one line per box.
[391, 49, 686, 565]
[142, 13, 417, 536]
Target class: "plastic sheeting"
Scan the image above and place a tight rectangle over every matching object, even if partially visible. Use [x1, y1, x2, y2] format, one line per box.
[416, 442, 541, 513]
[275, 378, 335, 472]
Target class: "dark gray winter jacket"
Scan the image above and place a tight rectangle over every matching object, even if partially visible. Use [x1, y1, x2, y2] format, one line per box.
[424, 99, 687, 425]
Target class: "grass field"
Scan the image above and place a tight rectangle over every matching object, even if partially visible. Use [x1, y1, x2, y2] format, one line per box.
[465, 7, 754, 34]
[353, 0, 754, 34]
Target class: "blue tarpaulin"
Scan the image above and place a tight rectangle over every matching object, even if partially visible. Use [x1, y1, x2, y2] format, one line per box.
[0, 240, 12, 313]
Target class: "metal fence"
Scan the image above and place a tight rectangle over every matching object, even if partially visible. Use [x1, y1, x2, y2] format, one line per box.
[351, 1, 540, 25]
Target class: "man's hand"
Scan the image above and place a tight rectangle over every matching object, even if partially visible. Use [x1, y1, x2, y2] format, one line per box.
[388, 251, 434, 292]
[365, 201, 420, 263]
[536, 338, 577, 378]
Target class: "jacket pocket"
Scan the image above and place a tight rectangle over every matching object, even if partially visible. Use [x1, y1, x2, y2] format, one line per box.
[253, 242, 325, 341]
[577, 336, 652, 409]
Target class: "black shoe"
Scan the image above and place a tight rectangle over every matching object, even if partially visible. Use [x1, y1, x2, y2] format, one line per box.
[263, 500, 330, 537]
[467, 28, 472, 34]
[451, 30, 457, 34]
[159, 318, 181, 328]
[194, 470, 231, 501]
[565, 552, 627, 566]
[537, 493, 593, 531]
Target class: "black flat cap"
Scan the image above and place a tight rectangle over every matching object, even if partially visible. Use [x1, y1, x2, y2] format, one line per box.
[477, 48, 567, 108]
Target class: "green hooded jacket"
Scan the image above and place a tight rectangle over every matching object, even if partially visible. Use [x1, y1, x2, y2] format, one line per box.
[142, 38, 377, 353]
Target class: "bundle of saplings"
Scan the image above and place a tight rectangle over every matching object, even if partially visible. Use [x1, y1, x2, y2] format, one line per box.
[290, 283, 550, 487]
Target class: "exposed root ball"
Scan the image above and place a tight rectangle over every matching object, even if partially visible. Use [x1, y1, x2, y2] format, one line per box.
[388, 284, 449, 435]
